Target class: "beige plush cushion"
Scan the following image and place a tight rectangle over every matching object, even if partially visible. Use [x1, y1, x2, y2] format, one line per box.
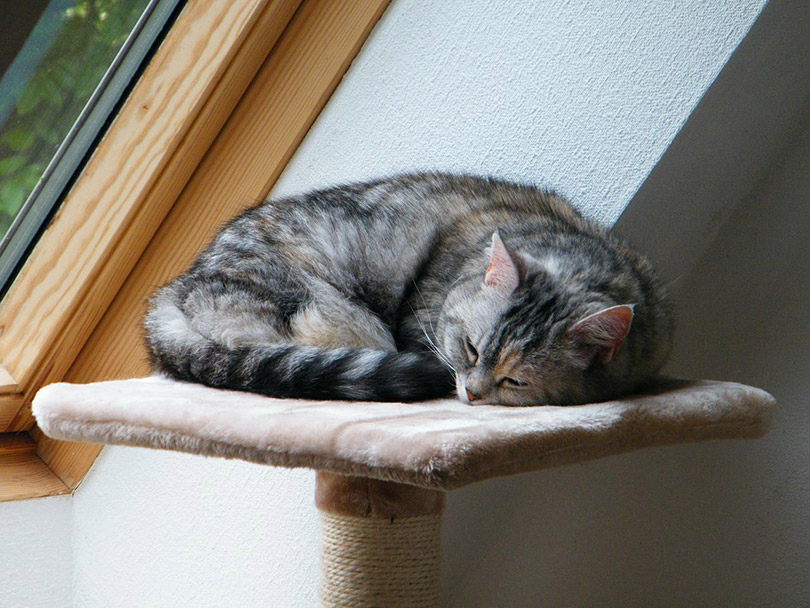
[33, 376, 773, 490]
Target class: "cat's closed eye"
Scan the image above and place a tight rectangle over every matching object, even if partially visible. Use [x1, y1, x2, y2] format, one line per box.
[499, 377, 527, 389]
[463, 336, 479, 365]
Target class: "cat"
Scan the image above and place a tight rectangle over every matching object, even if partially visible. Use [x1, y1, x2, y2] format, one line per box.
[145, 172, 673, 406]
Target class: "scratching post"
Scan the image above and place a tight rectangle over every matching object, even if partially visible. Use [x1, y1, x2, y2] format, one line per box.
[32, 376, 774, 606]
[316, 473, 444, 607]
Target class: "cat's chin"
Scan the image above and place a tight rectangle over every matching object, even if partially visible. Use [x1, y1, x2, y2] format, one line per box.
[454, 376, 472, 404]
[455, 386, 471, 404]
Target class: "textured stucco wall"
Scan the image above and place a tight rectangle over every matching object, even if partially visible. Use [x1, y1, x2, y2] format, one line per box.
[0, 496, 72, 608]
[273, 0, 765, 225]
[664, 116, 810, 605]
[2, 1, 769, 606]
[71, 448, 320, 608]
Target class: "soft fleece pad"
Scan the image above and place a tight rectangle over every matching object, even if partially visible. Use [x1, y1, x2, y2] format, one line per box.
[33, 376, 773, 490]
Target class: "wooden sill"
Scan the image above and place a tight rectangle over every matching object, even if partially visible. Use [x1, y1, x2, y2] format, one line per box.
[0, 434, 69, 502]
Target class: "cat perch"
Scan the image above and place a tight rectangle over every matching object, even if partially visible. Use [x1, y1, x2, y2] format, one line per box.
[33, 376, 773, 607]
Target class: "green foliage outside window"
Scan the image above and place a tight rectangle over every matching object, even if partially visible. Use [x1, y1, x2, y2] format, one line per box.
[0, 0, 149, 238]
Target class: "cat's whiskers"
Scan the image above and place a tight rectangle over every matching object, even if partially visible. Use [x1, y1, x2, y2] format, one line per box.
[412, 282, 442, 339]
[407, 290, 456, 374]
[665, 274, 684, 290]
[415, 314, 455, 373]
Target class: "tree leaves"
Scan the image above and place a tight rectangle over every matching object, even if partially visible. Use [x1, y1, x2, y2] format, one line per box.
[1, 125, 36, 153]
[0, 156, 28, 176]
[0, 0, 150, 239]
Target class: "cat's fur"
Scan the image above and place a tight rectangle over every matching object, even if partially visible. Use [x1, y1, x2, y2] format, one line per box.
[145, 173, 673, 405]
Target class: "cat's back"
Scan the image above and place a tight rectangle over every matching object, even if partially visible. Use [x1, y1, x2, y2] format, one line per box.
[251, 172, 580, 229]
[206, 173, 558, 268]
[196, 172, 597, 291]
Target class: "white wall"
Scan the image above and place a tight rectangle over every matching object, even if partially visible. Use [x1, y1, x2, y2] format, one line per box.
[663, 117, 810, 604]
[0, 496, 72, 608]
[71, 448, 320, 608]
[272, 0, 765, 225]
[2, 1, 771, 606]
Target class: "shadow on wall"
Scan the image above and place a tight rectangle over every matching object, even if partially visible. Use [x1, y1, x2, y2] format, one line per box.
[663, 111, 810, 605]
[614, 0, 810, 290]
[442, 0, 810, 604]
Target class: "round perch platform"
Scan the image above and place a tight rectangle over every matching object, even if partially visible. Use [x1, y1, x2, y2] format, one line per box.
[33, 377, 773, 607]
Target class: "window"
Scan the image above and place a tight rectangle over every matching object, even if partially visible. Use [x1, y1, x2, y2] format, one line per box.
[0, 0, 391, 500]
[0, 0, 182, 296]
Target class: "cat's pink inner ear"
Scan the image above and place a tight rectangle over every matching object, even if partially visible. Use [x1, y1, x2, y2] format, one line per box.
[569, 304, 635, 363]
[484, 231, 520, 294]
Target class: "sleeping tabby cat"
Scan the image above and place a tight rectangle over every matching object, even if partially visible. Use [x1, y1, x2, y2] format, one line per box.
[145, 173, 673, 405]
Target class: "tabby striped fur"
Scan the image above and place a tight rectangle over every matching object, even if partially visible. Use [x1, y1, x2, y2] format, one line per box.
[145, 173, 673, 405]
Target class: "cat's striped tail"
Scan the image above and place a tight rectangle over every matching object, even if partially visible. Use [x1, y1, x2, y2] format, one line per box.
[145, 325, 455, 402]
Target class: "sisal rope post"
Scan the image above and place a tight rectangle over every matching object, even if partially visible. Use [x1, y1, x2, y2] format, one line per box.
[316, 472, 445, 608]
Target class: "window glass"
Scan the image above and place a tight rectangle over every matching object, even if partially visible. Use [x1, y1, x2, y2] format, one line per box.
[0, 0, 180, 296]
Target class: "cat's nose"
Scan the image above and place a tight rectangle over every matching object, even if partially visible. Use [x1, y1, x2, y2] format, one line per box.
[465, 388, 480, 402]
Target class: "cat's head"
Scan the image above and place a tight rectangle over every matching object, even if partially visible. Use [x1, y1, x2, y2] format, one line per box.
[439, 231, 642, 406]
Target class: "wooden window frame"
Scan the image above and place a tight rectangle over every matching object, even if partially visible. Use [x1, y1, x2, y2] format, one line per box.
[0, 0, 390, 500]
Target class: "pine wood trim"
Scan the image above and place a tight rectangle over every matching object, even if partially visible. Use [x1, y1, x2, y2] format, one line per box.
[0, 365, 17, 394]
[0, 433, 69, 502]
[0, 394, 24, 429]
[0, 433, 36, 456]
[0, 0, 303, 433]
[32, 0, 391, 490]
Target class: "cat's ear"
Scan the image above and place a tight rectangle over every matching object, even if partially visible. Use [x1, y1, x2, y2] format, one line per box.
[568, 304, 634, 363]
[484, 231, 522, 295]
